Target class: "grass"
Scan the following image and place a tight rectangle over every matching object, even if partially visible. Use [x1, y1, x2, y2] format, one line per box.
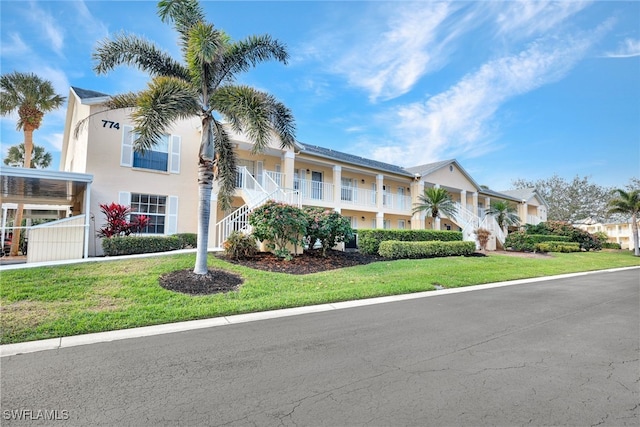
[1, 250, 639, 344]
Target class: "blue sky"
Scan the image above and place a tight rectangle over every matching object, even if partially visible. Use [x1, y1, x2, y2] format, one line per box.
[1, 0, 638, 191]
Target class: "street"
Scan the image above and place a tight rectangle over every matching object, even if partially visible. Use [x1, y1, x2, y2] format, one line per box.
[1, 269, 639, 426]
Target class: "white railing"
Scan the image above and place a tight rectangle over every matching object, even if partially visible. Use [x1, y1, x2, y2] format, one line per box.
[265, 171, 284, 188]
[340, 186, 377, 208]
[383, 193, 413, 212]
[479, 215, 506, 248]
[452, 202, 481, 243]
[295, 179, 334, 203]
[526, 214, 542, 225]
[215, 204, 251, 248]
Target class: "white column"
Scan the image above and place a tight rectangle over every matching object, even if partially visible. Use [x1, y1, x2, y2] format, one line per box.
[283, 151, 295, 189]
[472, 192, 478, 216]
[83, 182, 91, 259]
[333, 165, 342, 206]
[411, 180, 424, 229]
[460, 190, 467, 210]
[376, 212, 384, 229]
[376, 174, 384, 210]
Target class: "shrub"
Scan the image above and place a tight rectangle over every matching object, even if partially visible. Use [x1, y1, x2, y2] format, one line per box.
[378, 240, 476, 259]
[474, 228, 491, 251]
[249, 200, 308, 258]
[358, 229, 462, 255]
[535, 241, 581, 253]
[97, 202, 149, 238]
[602, 242, 622, 249]
[176, 233, 197, 248]
[525, 221, 601, 251]
[224, 231, 257, 260]
[102, 235, 183, 256]
[505, 232, 572, 252]
[303, 207, 354, 256]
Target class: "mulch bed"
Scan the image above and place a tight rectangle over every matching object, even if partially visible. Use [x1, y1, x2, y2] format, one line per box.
[158, 250, 383, 295]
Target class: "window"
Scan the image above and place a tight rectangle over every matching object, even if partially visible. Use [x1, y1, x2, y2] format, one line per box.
[398, 220, 406, 229]
[131, 193, 167, 234]
[122, 126, 180, 173]
[133, 135, 169, 171]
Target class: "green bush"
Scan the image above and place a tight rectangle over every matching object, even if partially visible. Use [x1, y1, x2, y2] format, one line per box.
[223, 231, 257, 259]
[175, 233, 197, 248]
[505, 232, 571, 252]
[378, 240, 476, 259]
[524, 221, 601, 251]
[535, 241, 581, 253]
[602, 242, 622, 249]
[358, 229, 462, 255]
[102, 235, 183, 256]
[303, 207, 354, 256]
[249, 200, 308, 258]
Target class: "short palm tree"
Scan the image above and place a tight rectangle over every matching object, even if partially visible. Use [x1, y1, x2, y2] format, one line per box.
[485, 200, 520, 231]
[4, 143, 52, 168]
[413, 187, 457, 229]
[91, 0, 295, 274]
[0, 72, 65, 256]
[607, 189, 639, 256]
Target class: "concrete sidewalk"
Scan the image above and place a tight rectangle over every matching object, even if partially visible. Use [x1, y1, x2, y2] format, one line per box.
[3, 265, 638, 358]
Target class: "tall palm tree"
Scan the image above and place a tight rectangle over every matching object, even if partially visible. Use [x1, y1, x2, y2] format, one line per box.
[4, 143, 53, 168]
[91, 0, 295, 274]
[0, 72, 65, 256]
[485, 200, 520, 231]
[607, 189, 639, 256]
[412, 187, 457, 229]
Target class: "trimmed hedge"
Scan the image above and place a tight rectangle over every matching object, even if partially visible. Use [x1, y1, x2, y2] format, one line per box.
[535, 241, 581, 253]
[378, 240, 476, 259]
[505, 232, 571, 252]
[102, 235, 185, 256]
[359, 229, 462, 255]
[175, 233, 197, 248]
[601, 242, 622, 249]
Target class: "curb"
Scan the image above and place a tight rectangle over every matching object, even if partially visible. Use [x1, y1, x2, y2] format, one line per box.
[2, 266, 638, 357]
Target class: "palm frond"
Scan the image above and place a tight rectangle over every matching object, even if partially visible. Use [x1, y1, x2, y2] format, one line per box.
[211, 85, 271, 152]
[186, 22, 225, 94]
[0, 72, 65, 129]
[412, 187, 457, 219]
[213, 34, 288, 87]
[93, 32, 189, 81]
[211, 118, 236, 211]
[157, 0, 206, 53]
[130, 76, 200, 153]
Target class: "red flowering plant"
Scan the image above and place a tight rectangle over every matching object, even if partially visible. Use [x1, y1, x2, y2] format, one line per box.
[97, 202, 149, 238]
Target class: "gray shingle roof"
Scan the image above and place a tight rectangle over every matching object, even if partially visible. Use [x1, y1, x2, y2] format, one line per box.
[405, 159, 455, 176]
[298, 142, 413, 176]
[71, 86, 109, 100]
[499, 188, 548, 206]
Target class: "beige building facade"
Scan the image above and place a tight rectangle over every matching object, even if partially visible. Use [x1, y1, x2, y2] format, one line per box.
[61, 87, 548, 256]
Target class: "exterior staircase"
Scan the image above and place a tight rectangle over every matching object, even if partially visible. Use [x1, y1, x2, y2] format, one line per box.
[452, 203, 506, 250]
[215, 167, 300, 247]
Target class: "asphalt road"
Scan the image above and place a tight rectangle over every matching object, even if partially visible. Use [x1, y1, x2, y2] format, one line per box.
[1, 269, 638, 427]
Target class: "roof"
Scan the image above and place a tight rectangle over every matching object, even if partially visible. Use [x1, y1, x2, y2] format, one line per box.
[499, 188, 548, 207]
[298, 142, 413, 177]
[405, 159, 455, 176]
[0, 166, 93, 206]
[71, 86, 110, 100]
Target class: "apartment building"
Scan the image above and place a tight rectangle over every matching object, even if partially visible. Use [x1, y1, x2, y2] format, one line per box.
[58, 86, 548, 256]
[575, 217, 639, 250]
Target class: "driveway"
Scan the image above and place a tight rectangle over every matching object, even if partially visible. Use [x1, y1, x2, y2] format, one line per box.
[1, 269, 638, 426]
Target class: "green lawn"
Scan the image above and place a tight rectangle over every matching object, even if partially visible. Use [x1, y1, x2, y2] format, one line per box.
[1, 250, 639, 344]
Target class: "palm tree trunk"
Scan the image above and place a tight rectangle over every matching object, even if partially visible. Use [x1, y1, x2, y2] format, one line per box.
[632, 213, 639, 256]
[9, 128, 34, 257]
[194, 162, 214, 274]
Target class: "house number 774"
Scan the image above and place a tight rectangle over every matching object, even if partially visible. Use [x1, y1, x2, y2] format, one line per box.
[101, 120, 120, 129]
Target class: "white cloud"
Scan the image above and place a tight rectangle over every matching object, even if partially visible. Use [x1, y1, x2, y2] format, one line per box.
[370, 27, 609, 167]
[494, 0, 591, 38]
[41, 132, 64, 152]
[331, 2, 459, 102]
[604, 38, 640, 58]
[73, 1, 109, 41]
[28, 1, 65, 56]
[1, 33, 30, 57]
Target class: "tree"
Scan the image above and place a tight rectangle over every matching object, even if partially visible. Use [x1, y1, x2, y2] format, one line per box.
[412, 187, 457, 229]
[485, 200, 520, 231]
[4, 143, 52, 168]
[511, 175, 614, 223]
[90, 0, 295, 274]
[0, 72, 65, 256]
[607, 189, 640, 256]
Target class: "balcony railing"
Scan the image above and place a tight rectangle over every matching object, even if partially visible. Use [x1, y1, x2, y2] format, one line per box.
[382, 193, 412, 212]
[340, 186, 377, 208]
[295, 179, 334, 203]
